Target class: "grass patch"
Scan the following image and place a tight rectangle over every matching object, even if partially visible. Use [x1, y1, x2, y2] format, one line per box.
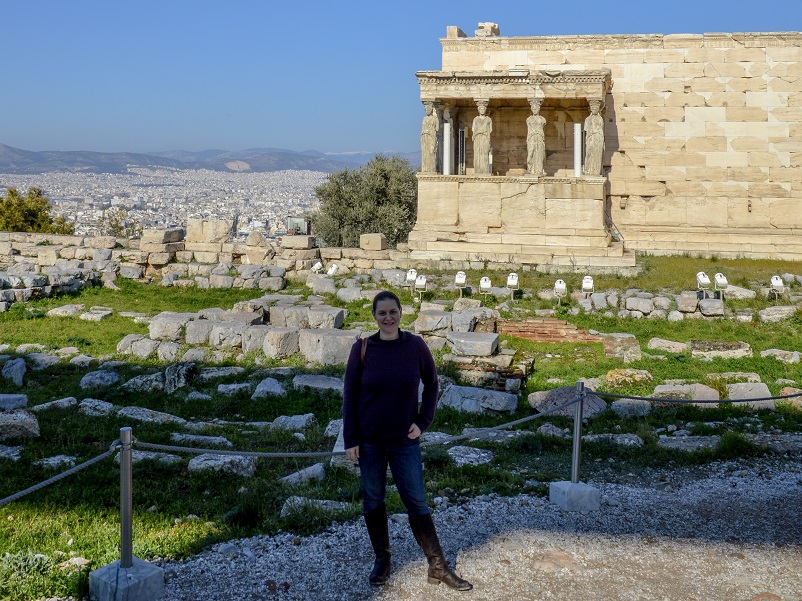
[1, 254, 802, 599]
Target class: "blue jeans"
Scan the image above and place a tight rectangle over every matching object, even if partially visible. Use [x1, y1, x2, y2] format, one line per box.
[359, 438, 430, 517]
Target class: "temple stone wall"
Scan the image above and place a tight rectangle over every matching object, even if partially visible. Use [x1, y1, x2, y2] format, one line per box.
[440, 32, 802, 259]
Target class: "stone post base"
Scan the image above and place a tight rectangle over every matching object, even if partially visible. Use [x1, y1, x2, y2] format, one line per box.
[549, 480, 601, 511]
[89, 557, 164, 601]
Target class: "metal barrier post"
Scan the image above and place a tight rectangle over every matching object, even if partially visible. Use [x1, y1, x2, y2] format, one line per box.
[570, 381, 585, 484]
[90, 426, 164, 600]
[120, 427, 133, 569]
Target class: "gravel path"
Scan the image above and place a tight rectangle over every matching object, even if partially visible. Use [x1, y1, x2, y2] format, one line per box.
[159, 457, 802, 601]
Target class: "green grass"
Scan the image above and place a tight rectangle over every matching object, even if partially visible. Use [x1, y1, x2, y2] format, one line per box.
[1, 254, 802, 599]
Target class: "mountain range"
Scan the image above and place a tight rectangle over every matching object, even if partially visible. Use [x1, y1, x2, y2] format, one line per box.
[0, 144, 421, 175]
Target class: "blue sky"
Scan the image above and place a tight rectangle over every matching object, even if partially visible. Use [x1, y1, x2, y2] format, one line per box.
[2, 0, 800, 155]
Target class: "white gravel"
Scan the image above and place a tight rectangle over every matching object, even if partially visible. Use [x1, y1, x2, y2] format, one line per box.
[158, 457, 802, 601]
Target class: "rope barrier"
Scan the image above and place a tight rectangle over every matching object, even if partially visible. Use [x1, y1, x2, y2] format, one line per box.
[133, 397, 582, 458]
[597, 389, 802, 404]
[0, 440, 121, 508]
[2, 384, 798, 507]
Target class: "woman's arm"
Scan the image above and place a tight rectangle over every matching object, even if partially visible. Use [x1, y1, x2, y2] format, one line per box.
[342, 339, 363, 450]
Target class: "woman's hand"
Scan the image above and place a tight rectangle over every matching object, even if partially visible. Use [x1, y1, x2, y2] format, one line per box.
[345, 446, 360, 462]
[407, 423, 421, 439]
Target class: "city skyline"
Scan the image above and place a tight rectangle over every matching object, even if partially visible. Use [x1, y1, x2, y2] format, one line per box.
[3, 0, 800, 156]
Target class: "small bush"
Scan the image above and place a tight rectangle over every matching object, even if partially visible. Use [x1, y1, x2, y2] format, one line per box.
[714, 431, 762, 460]
[423, 445, 452, 469]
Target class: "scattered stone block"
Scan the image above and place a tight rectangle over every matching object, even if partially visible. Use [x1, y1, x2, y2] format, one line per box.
[439, 384, 517, 414]
[698, 298, 725, 316]
[690, 340, 752, 359]
[34, 454, 77, 469]
[611, 399, 651, 417]
[605, 368, 653, 388]
[170, 433, 232, 448]
[280, 496, 349, 519]
[527, 386, 607, 417]
[25, 353, 61, 370]
[251, 378, 286, 399]
[2, 357, 26, 386]
[281, 236, 315, 250]
[280, 462, 326, 484]
[299, 329, 360, 365]
[47, 304, 85, 317]
[0, 445, 22, 461]
[271, 413, 317, 430]
[30, 396, 78, 412]
[0, 409, 40, 442]
[209, 322, 248, 347]
[164, 362, 196, 393]
[727, 382, 774, 409]
[217, 383, 251, 396]
[308, 306, 346, 329]
[292, 374, 344, 395]
[79, 399, 114, 416]
[647, 338, 688, 353]
[197, 366, 245, 382]
[757, 306, 798, 322]
[116, 406, 187, 426]
[80, 370, 121, 389]
[601, 333, 642, 363]
[130, 337, 161, 359]
[446, 332, 499, 356]
[359, 233, 386, 251]
[188, 454, 257, 477]
[675, 294, 698, 313]
[121, 373, 165, 393]
[414, 311, 452, 337]
[584, 433, 644, 447]
[263, 327, 300, 359]
[0, 394, 27, 410]
[760, 349, 801, 363]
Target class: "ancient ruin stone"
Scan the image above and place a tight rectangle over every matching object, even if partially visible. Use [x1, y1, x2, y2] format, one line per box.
[605, 368, 653, 388]
[690, 340, 752, 359]
[527, 386, 607, 417]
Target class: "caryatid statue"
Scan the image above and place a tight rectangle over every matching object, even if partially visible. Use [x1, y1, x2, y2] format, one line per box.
[420, 101, 439, 173]
[583, 99, 605, 176]
[471, 100, 492, 175]
[526, 99, 546, 176]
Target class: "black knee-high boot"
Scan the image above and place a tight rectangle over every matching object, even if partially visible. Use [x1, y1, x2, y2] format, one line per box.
[408, 513, 472, 591]
[364, 504, 391, 585]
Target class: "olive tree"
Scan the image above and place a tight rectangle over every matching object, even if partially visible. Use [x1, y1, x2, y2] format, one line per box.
[0, 187, 74, 234]
[310, 155, 417, 248]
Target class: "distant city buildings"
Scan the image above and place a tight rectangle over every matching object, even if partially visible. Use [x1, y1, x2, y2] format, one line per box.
[0, 168, 326, 238]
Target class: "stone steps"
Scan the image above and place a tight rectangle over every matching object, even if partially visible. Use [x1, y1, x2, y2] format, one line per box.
[498, 318, 603, 343]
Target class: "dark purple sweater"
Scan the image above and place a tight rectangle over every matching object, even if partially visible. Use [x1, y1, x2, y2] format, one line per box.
[342, 331, 438, 449]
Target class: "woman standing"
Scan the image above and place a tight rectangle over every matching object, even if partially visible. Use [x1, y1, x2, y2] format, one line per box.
[343, 290, 472, 591]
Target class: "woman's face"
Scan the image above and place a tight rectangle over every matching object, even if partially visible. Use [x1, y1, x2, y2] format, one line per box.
[373, 298, 401, 339]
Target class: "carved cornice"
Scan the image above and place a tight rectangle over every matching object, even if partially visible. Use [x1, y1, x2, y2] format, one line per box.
[417, 69, 611, 87]
[416, 174, 606, 185]
[441, 32, 802, 51]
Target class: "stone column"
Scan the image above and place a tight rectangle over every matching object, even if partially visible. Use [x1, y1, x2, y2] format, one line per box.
[442, 106, 455, 175]
[526, 98, 546, 176]
[420, 101, 439, 174]
[472, 99, 492, 175]
[583, 99, 605, 177]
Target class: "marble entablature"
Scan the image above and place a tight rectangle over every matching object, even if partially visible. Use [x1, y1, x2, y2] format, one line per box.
[408, 23, 802, 266]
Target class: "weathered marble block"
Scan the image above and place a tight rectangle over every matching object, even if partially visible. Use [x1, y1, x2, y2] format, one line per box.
[446, 332, 499, 356]
[263, 327, 300, 359]
[298, 329, 360, 365]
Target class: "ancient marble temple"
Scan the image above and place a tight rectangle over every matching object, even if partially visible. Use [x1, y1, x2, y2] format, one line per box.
[407, 23, 802, 270]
